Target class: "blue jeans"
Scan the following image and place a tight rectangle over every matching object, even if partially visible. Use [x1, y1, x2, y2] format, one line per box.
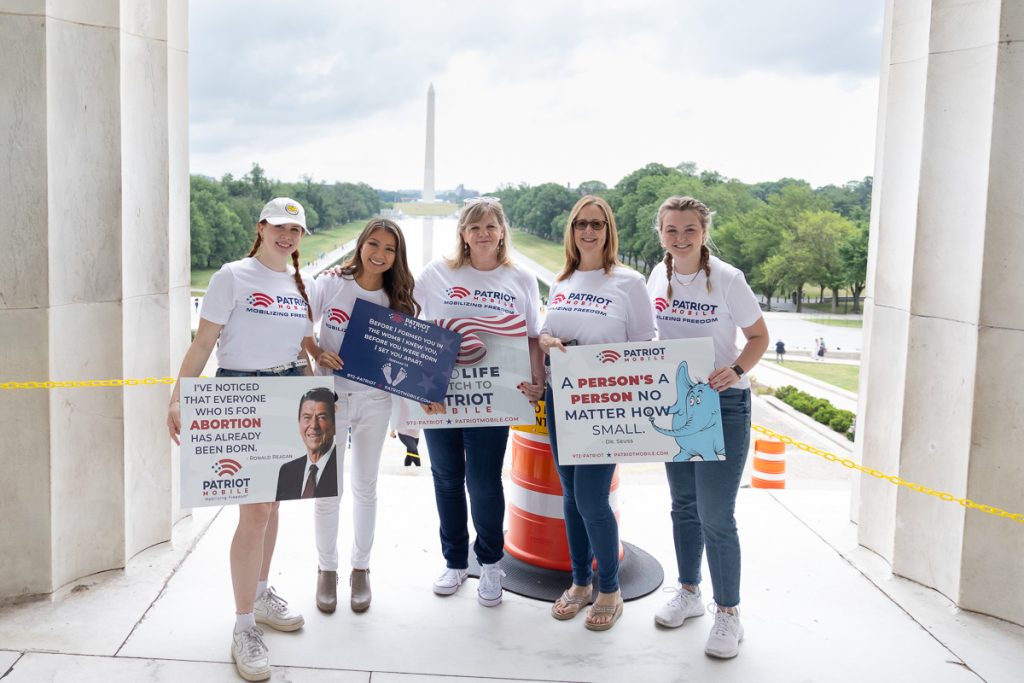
[545, 385, 619, 593]
[664, 387, 751, 608]
[424, 426, 509, 568]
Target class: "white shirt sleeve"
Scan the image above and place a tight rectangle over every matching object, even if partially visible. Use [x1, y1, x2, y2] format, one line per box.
[200, 264, 236, 325]
[624, 275, 657, 342]
[724, 270, 762, 330]
[523, 270, 542, 337]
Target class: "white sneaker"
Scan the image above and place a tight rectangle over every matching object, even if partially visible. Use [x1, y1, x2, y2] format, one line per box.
[231, 626, 270, 682]
[704, 605, 744, 659]
[254, 586, 304, 632]
[654, 585, 704, 628]
[478, 563, 506, 607]
[433, 567, 469, 596]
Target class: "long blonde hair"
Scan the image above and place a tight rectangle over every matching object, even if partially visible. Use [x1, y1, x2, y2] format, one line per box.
[555, 195, 620, 281]
[445, 197, 513, 269]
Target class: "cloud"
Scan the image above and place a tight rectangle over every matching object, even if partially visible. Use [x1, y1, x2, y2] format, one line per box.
[188, 1, 884, 188]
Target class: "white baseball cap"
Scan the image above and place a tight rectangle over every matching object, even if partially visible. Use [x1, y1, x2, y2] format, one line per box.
[259, 197, 309, 234]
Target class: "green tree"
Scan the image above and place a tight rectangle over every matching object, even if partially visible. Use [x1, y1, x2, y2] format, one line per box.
[839, 222, 869, 313]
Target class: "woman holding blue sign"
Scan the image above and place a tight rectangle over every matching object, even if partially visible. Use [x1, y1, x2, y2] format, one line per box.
[415, 196, 545, 607]
[646, 196, 768, 659]
[167, 197, 314, 682]
[539, 195, 656, 631]
[302, 218, 419, 615]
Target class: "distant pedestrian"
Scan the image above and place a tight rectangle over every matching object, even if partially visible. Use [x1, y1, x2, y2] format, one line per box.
[817, 338, 826, 361]
[193, 297, 200, 312]
[775, 339, 785, 363]
[390, 427, 422, 467]
[812, 337, 820, 360]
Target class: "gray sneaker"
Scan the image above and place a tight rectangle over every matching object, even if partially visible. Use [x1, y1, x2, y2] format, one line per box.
[654, 585, 704, 628]
[478, 563, 506, 607]
[433, 567, 469, 596]
[704, 606, 744, 659]
[231, 626, 270, 681]
[254, 586, 304, 632]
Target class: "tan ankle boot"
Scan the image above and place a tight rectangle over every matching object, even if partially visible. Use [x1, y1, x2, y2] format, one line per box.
[350, 568, 371, 612]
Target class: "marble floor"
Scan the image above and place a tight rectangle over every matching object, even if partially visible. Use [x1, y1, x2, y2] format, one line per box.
[2, 428, 1022, 683]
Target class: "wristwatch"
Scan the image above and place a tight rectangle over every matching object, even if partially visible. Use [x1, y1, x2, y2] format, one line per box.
[731, 364, 745, 378]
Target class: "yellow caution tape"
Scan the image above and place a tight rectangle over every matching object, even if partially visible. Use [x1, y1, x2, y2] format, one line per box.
[1, 377, 177, 390]
[2, 378, 1018, 523]
[752, 424, 1024, 524]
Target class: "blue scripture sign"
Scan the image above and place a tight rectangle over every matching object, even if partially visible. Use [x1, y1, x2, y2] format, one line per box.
[337, 298, 461, 404]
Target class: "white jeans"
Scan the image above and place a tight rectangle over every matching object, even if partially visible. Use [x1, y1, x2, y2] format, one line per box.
[314, 390, 392, 571]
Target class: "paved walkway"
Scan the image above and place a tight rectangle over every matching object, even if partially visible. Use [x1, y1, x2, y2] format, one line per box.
[2, 414, 1021, 682]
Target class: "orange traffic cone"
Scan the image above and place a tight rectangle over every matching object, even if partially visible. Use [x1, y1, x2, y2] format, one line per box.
[751, 438, 786, 489]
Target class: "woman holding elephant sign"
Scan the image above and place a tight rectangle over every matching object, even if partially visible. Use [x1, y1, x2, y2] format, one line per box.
[539, 195, 657, 631]
[646, 196, 768, 659]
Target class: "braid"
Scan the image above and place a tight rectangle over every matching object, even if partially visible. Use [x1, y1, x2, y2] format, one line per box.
[247, 234, 262, 257]
[663, 252, 674, 301]
[291, 250, 313, 320]
[700, 244, 712, 294]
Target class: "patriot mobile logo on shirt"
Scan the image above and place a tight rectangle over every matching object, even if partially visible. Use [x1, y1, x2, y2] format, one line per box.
[248, 292, 274, 307]
[442, 284, 519, 314]
[548, 291, 611, 316]
[447, 286, 471, 299]
[655, 298, 719, 325]
[325, 308, 350, 332]
[244, 291, 309, 319]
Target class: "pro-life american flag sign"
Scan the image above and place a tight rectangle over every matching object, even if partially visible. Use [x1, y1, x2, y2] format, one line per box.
[392, 314, 537, 430]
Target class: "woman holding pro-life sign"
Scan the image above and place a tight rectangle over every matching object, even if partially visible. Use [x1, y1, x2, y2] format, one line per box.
[415, 196, 545, 608]
[647, 196, 767, 659]
[167, 197, 315, 683]
[301, 218, 419, 615]
[538, 195, 656, 632]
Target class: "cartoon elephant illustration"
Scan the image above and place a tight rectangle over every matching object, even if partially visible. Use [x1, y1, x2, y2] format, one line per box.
[648, 360, 726, 462]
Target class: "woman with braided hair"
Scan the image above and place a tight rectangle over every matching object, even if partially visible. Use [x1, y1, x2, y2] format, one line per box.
[646, 195, 768, 659]
[167, 197, 316, 682]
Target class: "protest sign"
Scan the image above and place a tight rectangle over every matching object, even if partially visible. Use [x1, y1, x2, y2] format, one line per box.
[392, 314, 536, 429]
[179, 376, 335, 507]
[549, 337, 724, 465]
[338, 298, 461, 404]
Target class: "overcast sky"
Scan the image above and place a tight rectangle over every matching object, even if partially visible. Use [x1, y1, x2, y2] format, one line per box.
[189, 1, 885, 193]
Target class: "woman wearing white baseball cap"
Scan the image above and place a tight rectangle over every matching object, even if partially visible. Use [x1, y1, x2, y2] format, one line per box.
[168, 196, 315, 682]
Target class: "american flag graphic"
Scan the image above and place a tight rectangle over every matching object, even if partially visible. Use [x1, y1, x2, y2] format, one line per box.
[435, 314, 527, 365]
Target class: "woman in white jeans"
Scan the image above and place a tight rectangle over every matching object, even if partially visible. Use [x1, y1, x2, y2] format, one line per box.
[304, 218, 420, 613]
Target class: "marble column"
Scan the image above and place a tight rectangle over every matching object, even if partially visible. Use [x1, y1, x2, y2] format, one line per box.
[0, 1, 189, 598]
[857, 0, 1024, 625]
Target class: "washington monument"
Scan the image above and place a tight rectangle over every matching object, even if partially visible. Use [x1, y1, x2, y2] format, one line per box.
[423, 83, 435, 202]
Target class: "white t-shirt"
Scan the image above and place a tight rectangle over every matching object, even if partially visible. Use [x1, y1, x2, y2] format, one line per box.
[415, 259, 542, 336]
[311, 274, 390, 394]
[201, 257, 314, 371]
[540, 265, 656, 345]
[646, 255, 763, 390]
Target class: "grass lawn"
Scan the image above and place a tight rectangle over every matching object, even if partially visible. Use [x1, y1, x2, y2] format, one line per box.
[806, 317, 863, 328]
[394, 201, 459, 216]
[768, 359, 860, 393]
[510, 229, 564, 273]
[189, 220, 366, 291]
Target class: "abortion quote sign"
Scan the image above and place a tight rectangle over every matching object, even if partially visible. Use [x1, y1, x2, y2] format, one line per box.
[338, 298, 460, 404]
[549, 338, 724, 465]
[179, 376, 334, 507]
[392, 314, 536, 429]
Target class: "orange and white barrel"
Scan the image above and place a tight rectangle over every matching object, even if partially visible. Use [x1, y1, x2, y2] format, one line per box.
[751, 438, 786, 489]
[505, 401, 622, 570]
